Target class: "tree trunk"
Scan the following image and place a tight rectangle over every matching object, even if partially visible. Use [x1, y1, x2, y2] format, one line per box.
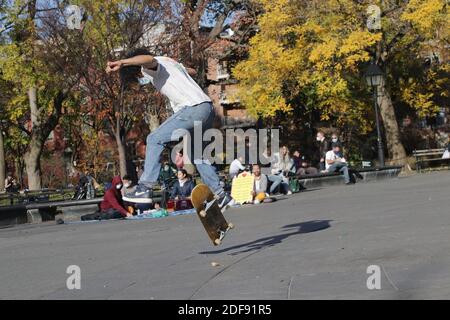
[378, 80, 407, 166]
[25, 86, 42, 190]
[0, 128, 5, 191]
[24, 138, 43, 190]
[29, 87, 39, 126]
[115, 131, 128, 179]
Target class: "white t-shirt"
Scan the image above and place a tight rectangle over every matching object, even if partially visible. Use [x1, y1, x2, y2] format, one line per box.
[141, 57, 212, 113]
[229, 159, 246, 178]
[325, 150, 347, 170]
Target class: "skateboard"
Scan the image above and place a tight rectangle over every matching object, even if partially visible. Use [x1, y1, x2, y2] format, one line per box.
[190, 184, 234, 246]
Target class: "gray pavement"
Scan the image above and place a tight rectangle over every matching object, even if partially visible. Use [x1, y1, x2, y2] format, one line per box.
[1, 171, 450, 299]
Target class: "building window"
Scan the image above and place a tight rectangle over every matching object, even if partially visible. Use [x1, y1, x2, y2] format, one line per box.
[217, 61, 230, 80]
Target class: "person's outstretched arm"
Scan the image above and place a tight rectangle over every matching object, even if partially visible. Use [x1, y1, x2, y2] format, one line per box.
[106, 55, 157, 73]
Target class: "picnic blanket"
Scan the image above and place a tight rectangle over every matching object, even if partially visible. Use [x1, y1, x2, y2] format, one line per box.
[62, 203, 242, 224]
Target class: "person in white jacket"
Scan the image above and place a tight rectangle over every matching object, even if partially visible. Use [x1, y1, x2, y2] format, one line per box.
[229, 156, 246, 179]
[269, 146, 293, 195]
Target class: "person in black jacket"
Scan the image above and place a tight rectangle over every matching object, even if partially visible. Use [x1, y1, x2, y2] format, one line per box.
[170, 169, 195, 200]
[316, 131, 330, 172]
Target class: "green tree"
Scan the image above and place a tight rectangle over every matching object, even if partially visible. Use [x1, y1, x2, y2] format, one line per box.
[234, 0, 449, 166]
[0, 1, 82, 189]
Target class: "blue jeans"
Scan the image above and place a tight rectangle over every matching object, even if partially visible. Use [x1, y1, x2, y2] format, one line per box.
[139, 102, 223, 195]
[327, 162, 350, 183]
[267, 174, 283, 194]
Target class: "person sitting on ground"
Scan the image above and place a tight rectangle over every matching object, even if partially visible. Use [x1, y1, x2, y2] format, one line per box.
[260, 148, 284, 195]
[251, 164, 268, 204]
[81, 176, 132, 221]
[271, 145, 294, 195]
[121, 174, 136, 197]
[292, 150, 318, 176]
[170, 169, 195, 200]
[325, 143, 352, 185]
[229, 156, 246, 179]
[121, 174, 137, 213]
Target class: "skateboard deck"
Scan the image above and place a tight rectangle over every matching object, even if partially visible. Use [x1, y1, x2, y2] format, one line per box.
[190, 184, 234, 246]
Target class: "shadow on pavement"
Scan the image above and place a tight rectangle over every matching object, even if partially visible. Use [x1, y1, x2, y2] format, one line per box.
[200, 220, 332, 256]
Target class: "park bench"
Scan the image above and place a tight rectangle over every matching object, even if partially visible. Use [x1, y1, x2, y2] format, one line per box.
[0, 188, 76, 206]
[413, 148, 450, 172]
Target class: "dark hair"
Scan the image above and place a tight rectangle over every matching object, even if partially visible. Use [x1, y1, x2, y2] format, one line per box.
[122, 175, 132, 181]
[332, 142, 342, 148]
[177, 169, 188, 177]
[119, 48, 152, 87]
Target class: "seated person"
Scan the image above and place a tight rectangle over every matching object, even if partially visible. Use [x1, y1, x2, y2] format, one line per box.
[229, 156, 246, 179]
[292, 151, 318, 176]
[81, 176, 132, 220]
[271, 146, 293, 195]
[251, 164, 268, 204]
[5, 172, 19, 193]
[325, 143, 352, 184]
[170, 169, 195, 211]
[121, 174, 136, 196]
[121, 174, 137, 213]
[260, 148, 284, 195]
[170, 169, 195, 200]
[159, 161, 177, 186]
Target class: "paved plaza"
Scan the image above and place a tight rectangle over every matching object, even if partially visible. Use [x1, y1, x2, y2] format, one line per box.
[1, 172, 450, 299]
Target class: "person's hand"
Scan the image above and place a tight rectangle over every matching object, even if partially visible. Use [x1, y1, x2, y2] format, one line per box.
[320, 158, 324, 162]
[106, 60, 123, 73]
[251, 191, 256, 197]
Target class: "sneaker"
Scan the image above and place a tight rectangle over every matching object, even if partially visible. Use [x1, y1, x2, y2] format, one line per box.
[287, 191, 293, 195]
[216, 193, 234, 213]
[123, 184, 153, 204]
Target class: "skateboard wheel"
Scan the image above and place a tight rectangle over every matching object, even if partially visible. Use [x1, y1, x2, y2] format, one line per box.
[228, 223, 234, 229]
[214, 238, 222, 245]
[199, 210, 207, 218]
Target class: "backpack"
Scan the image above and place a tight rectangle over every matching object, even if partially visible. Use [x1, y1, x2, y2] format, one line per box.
[289, 178, 300, 193]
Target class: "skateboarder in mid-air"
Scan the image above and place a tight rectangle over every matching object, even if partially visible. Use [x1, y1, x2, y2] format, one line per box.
[106, 49, 233, 211]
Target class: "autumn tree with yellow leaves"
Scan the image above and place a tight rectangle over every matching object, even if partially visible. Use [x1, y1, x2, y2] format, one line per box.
[234, 0, 449, 166]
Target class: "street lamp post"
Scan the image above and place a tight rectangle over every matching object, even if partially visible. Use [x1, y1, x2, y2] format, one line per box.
[365, 62, 385, 167]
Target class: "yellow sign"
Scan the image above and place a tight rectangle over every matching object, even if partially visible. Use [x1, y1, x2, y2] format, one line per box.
[231, 172, 254, 204]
